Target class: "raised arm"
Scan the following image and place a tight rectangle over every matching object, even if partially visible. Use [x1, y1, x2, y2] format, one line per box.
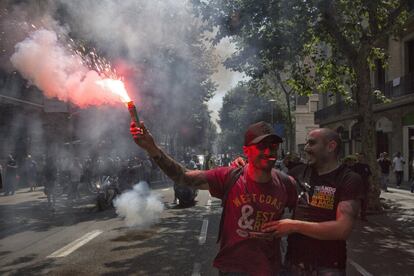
[262, 199, 360, 240]
[130, 121, 209, 190]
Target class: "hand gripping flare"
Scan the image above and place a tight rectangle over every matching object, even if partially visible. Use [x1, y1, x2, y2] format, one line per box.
[127, 101, 140, 123]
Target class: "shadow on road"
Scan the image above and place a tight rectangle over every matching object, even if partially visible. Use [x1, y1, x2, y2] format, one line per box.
[348, 198, 414, 275]
[0, 193, 117, 240]
[101, 202, 221, 275]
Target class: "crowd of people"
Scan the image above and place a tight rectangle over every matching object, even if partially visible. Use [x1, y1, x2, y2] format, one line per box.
[0, 153, 156, 206]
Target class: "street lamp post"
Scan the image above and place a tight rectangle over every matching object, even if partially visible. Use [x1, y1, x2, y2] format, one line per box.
[269, 99, 276, 126]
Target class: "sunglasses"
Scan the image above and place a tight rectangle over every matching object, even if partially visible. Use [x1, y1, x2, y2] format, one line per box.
[255, 141, 279, 150]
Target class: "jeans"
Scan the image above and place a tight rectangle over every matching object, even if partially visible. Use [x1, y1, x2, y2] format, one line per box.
[380, 173, 390, 191]
[395, 171, 403, 186]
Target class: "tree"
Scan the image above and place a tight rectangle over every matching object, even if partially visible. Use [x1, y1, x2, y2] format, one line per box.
[219, 83, 285, 154]
[195, 0, 411, 210]
[193, 0, 312, 153]
[289, 0, 410, 210]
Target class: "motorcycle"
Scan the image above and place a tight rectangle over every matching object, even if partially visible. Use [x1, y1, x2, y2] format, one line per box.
[174, 184, 198, 207]
[96, 175, 120, 211]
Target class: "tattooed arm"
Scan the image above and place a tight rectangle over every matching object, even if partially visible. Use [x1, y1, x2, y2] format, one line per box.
[262, 200, 360, 240]
[130, 121, 209, 190]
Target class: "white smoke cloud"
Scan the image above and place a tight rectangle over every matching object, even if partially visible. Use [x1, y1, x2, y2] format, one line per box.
[10, 28, 128, 108]
[113, 182, 164, 228]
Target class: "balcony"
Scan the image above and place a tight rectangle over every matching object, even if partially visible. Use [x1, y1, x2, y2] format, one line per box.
[382, 72, 414, 99]
[315, 72, 414, 124]
[315, 101, 356, 124]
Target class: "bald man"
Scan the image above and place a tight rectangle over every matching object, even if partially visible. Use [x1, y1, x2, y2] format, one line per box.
[262, 128, 362, 275]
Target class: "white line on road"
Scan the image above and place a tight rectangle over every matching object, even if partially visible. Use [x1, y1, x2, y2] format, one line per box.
[161, 188, 170, 191]
[191, 262, 201, 276]
[349, 259, 373, 276]
[47, 230, 103, 258]
[198, 219, 209, 245]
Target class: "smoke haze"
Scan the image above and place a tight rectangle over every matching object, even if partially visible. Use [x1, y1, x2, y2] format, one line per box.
[113, 182, 164, 228]
[0, 0, 220, 162]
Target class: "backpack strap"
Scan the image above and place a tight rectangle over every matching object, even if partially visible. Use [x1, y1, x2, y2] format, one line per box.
[217, 166, 244, 243]
[274, 169, 297, 211]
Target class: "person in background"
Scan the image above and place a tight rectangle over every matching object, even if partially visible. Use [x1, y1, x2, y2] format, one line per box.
[342, 155, 356, 169]
[25, 155, 38, 192]
[352, 153, 372, 221]
[4, 154, 18, 196]
[283, 153, 304, 173]
[377, 152, 391, 192]
[44, 156, 57, 208]
[392, 152, 405, 188]
[69, 158, 82, 201]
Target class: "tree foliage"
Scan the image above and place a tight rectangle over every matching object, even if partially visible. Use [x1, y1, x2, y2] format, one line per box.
[218, 84, 284, 154]
[194, 0, 411, 209]
[193, 0, 312, 152]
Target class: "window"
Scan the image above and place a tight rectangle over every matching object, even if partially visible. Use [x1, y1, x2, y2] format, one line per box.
[407, 40, 414, 74]
[309, 100, 318, 112]
[374, 59, 385, 90]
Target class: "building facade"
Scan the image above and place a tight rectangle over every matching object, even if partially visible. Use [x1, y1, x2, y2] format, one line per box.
[0, 71, 72, 165]
[315, 19, 414, 181]
[295, 94, 319, 158]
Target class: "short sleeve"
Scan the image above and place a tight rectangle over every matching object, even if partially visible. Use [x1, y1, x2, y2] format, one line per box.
[204, 167, 233, 199]
[338, 171, 363, 202]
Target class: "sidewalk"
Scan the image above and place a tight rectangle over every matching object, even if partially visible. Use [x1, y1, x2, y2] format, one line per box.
[347, 188, 414, 276]
[387, 179, 413, 192]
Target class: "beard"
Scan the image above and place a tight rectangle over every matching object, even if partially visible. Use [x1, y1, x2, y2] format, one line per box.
[253, 157, 276, 171]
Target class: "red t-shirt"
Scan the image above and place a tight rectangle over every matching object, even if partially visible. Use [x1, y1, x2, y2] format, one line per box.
[205, 166, 297, 276]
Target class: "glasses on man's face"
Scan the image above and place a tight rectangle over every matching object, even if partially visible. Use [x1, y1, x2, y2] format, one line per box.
[255, 141, 279, 151]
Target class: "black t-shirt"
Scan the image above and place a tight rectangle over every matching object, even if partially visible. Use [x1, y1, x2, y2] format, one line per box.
[377, 158, 391, 174]
[287, 164, 362, 269]
[353, 163, 371, 190]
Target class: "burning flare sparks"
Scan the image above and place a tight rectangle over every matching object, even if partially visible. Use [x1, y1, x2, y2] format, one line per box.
[95, 79, 131, 103]
[10, 28, 134, 108]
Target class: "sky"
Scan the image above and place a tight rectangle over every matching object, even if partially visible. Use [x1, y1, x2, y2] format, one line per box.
[208, 37, 246, 131]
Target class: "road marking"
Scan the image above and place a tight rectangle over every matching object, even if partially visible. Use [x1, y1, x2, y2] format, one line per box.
[191, 262, 201, 276]
[47, 230, 103, 258]
[349, 259, 373, 276]
[198, 219, 209, 245]
[161, 188, 170, 191]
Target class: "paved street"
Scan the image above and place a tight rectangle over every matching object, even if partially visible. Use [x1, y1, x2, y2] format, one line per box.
[347, 188, 414, 276]
[0, 182, 220, 276]
[0, 183, 413, 276]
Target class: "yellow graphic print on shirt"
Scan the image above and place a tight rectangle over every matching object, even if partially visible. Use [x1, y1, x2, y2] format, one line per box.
[309, 185, 336, 210]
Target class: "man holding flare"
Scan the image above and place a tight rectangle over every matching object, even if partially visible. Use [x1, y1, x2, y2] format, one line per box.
[130, 120, 297, 276]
